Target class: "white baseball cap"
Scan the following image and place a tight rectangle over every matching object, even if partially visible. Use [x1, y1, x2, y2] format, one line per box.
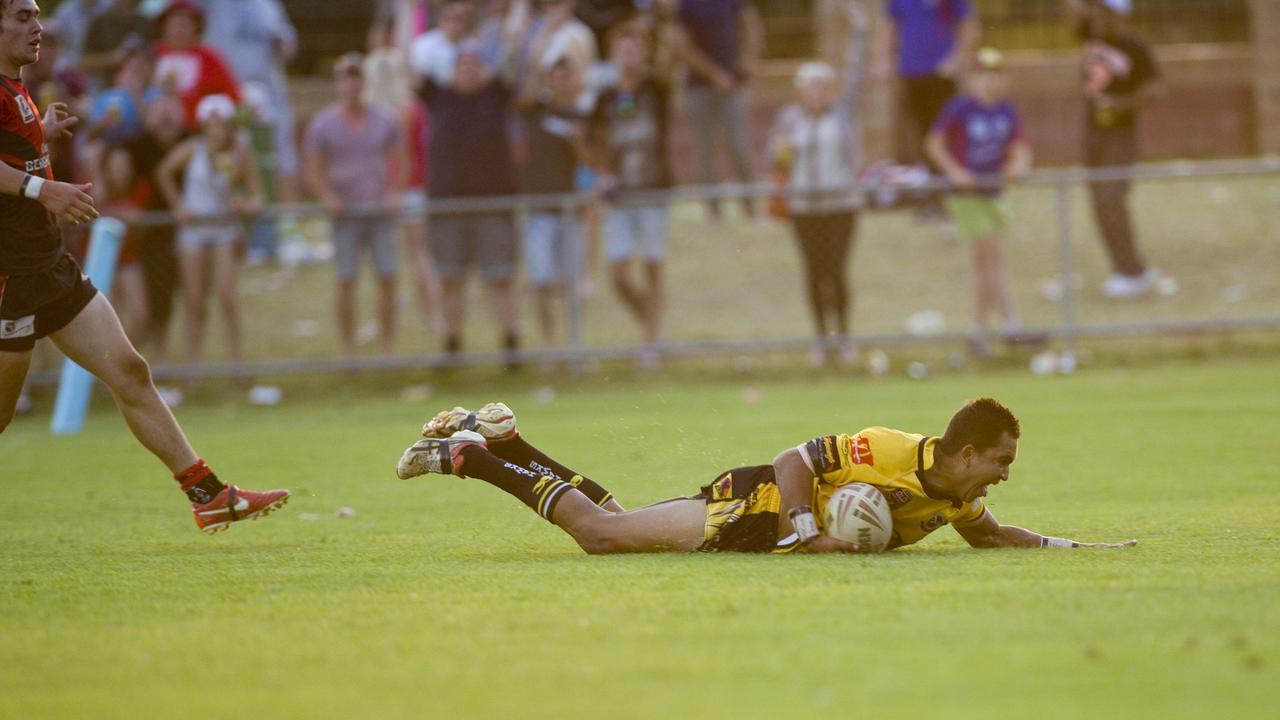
[195, 94, 236, 124]
[1098, 0, 1132, 15]
[794, 61, 836, 89]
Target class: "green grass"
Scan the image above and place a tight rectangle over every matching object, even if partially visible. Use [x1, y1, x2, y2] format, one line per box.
[3, 357, 1279, 719]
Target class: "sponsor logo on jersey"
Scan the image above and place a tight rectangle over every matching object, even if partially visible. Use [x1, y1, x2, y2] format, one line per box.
[24, 155, 49, 173]
[0, 314, 36, 340]
[848, 434, 874, 465]
[711, 472, 733, 500]
[920, 513, 947, 532]
[15, 93, 36, 124]
[885, 488, 912, 509]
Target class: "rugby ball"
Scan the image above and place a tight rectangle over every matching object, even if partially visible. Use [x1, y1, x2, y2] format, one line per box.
[822, 483, 893, 552]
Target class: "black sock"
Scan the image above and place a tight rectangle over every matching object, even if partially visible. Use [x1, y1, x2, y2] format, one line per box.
[458, 446, 573, 522]
[174, 459, 227, 504]
[489, 436, 616, 508]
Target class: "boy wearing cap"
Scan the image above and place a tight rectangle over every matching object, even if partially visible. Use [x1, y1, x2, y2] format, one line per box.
[926, 47, 1036, 357]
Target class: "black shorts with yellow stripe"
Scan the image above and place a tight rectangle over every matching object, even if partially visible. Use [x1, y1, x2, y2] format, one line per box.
[695, 465, 800, 554]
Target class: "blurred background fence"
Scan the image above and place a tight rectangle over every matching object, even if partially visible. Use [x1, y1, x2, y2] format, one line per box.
[19, 0, 1280, 390]
[28, 157, 1280, 384]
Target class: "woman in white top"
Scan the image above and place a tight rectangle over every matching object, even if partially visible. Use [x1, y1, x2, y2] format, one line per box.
[156, 94, 263, 372]
[768, 1, 868, 366]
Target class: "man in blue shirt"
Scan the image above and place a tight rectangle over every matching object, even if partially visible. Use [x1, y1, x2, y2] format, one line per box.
[873, 0, 978, 165]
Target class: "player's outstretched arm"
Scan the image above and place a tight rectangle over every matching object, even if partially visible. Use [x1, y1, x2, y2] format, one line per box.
[954, 510, 1137, 550]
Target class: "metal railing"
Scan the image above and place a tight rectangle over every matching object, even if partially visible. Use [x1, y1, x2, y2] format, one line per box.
[26, 155, 1280, 384]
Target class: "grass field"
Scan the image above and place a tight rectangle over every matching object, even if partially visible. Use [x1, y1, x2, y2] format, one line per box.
[2, 356, 1278, 719]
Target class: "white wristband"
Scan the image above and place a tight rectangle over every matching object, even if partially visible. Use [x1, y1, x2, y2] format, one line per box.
[1041, 536, 1079, 549]
[789, 505, 820, 544]
[22, 174, 45, 200]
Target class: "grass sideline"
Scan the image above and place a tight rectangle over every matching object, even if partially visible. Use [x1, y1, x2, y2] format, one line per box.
[3, 357, 1278, 719]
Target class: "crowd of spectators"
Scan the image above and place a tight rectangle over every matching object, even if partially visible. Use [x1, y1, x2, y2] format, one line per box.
[33, 0, 1162, 381]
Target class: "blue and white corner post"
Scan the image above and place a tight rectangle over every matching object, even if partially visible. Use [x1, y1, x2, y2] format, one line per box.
[50, 216, 126, 435]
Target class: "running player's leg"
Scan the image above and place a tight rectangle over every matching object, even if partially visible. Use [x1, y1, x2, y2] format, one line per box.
[49, 293, 288, 530]
[0, 349, 32, 433]
[398, 433, 703, 552]
[51, 294, 197, 472]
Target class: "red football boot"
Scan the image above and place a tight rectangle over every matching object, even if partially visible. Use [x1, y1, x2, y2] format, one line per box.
[192, 485, 290, 534]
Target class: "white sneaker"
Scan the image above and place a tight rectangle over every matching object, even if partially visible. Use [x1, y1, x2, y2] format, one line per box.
[1101, 270, 1155, 299]
[396, 429, 487, 479]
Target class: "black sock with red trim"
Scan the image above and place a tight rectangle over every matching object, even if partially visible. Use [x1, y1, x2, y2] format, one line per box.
[175, 459, 226, 504]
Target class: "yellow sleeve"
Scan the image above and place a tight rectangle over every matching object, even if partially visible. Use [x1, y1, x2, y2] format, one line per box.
[795, 433, 876, 488]
[951, 498, 988, 528]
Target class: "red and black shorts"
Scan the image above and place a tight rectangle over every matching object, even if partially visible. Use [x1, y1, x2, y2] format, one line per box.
[0, 253, 98, 353]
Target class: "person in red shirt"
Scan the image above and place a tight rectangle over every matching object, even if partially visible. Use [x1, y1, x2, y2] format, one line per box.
[1, 0, 287, 534]
[152, 0, 239, 128]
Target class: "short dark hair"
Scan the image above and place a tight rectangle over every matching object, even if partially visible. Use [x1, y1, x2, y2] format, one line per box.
[939, 398, 1021, 454]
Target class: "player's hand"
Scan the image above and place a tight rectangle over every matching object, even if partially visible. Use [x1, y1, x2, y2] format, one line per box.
[39, 181, 98, 225]
[1078, 539, 1138, 549]
[41, 102, 79, 140]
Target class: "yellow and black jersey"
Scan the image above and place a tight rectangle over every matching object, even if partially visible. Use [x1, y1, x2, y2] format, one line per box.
[797, 427, 987, 549]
